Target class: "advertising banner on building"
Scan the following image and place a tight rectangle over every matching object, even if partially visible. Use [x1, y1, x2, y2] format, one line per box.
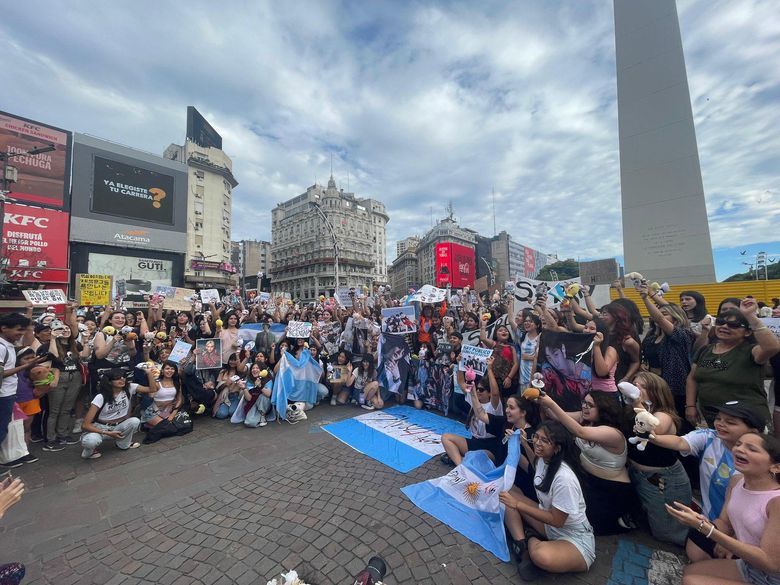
[435, 243, 475, 288]
[0, 111, 72, 209]
[2, 202, 70, 283]
[186, 106, 223, 150]
[523, 247, 536, 278]
[91, 156, 175, 225]
[87, 252, 173, 303]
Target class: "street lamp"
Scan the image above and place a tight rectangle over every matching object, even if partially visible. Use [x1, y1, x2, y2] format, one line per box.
[310, 201, 340, 295]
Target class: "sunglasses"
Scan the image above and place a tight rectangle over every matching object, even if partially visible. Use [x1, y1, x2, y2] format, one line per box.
[476, 387, 489, 393]
[714, 317, 748, 329]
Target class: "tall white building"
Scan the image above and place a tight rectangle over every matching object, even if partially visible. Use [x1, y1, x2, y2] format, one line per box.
[270, 175, 388, 301]
[163, 140, 238, 287]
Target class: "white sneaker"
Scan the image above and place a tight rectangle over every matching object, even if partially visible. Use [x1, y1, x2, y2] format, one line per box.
[259, 414, 268, 427]
[72, 418, 84, 434]
[360, 402, 375, 411]
[330, 397, 337, 406]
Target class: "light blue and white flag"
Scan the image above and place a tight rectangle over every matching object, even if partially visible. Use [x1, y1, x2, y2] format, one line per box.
[271, 349, 323, 419]
[401, 432, 521, 561]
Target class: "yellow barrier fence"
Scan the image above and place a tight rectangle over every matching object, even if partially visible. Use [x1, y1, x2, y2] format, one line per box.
[611, 280, 780, 317]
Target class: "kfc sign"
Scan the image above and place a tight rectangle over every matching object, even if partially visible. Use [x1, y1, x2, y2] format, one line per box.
[435, 242, 475, 288]
[2, 203, 70, 282]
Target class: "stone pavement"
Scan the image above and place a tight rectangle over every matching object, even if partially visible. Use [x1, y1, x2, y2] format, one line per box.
[1, 406, 684, 584]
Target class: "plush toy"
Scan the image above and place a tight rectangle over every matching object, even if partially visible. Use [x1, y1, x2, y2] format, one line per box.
[155, 331, 168, 341]
[464, 366, 477, 389]
[144, 332, 155, 342]
[565, 283, 581, 298]
[30, 365, 55, 389]
[319, 295, 325, 302]
[629, 408, 660, 451]
[102, 325, 116, 336]
[617, 381, 641, 403]
[522, 372, 546, 400]
[215, 319, 223, 328]
[625, 272, 646, 292]
[649, 282, 670, 297]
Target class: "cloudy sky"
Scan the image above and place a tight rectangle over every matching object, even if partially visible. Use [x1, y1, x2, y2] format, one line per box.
[2, 0, 778, 279]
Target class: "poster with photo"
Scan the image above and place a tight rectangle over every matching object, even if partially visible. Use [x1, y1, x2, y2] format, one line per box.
[405, 285, 447, 304]
[536, 330, 594, 413]
[168, 339, 193, 364]
[458, 345, 493, 376]
[381, 306, 417, 334]
[377, 333, 411, 396]
[196, 338, 222, 370]
[286, 320, 313, 339]
[200, 289, 220, 304]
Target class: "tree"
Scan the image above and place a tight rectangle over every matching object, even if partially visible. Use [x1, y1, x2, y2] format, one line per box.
[536, 259, 579, 281]
[724, 262, 780, 282]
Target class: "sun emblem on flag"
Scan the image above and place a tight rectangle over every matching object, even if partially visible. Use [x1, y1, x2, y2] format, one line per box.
[463, 482, 481, 504]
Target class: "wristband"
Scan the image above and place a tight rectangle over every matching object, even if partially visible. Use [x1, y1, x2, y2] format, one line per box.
[685, 405, 697, 409]
[706, 524, 715, 538]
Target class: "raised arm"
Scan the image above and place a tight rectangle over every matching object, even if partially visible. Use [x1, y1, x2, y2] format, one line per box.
[538, 394, 625, 450]
[639, 284, 674, 336]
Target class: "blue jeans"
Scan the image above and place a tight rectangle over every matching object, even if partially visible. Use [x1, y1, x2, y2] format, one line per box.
[215, 394, 240, 419]
[629, 460, 692, 546]
[0, 395, 16, 445]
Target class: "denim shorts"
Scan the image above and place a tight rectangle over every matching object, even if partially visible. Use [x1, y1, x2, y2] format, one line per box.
[545, 521, 596, 569]
[737, 560, 780, 585]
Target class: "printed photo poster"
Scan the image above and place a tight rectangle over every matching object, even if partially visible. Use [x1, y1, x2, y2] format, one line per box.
[328, 363, 350, 384]
[168, 339, 193, 364]
[459, 345, 493, 376]
[199, 289, 220, 304]
[382, 306, 418, 334]
[287, 320, 313, 339]
[159, 287, 197, 311]
[405, 285, 448, 305]
[377, 333, 412, 396]
[536, 330, 594, 413]
[196, 338, 222, 370]
[761, 318, 780, 340]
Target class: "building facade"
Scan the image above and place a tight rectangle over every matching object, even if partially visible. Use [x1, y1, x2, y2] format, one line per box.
[270, 175, 388, 301]
[416, 215, 477, 287]
[388, 243, 420, 297]
[163, 140, 238, 288]
[396, 235, 420, 258]
[490, 231, 526, 283]
[231, 239, 272, 289]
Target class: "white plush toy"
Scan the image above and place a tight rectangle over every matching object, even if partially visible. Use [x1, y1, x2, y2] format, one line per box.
[629, 408, 660, 451]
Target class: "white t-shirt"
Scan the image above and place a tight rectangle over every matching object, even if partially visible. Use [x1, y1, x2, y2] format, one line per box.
[682, 428, 737, 520]
[533, 460, 588, 527]
[0, 337, 18, 398]
[465, 392, 503, 438]
[91, 383, 138, 422]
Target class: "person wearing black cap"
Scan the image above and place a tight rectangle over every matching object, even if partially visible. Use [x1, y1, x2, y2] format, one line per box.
[648, 400, 767, 562]
[686, 297, 780, 427]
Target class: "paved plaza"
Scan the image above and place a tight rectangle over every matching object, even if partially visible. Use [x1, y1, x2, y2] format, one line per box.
[2, 407, 683, 584]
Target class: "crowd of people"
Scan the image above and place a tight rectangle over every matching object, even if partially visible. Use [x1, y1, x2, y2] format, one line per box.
[1, 281, 780, 584]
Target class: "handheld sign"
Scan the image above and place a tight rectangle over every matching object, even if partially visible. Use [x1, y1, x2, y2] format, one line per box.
[75, 274, 113, 306]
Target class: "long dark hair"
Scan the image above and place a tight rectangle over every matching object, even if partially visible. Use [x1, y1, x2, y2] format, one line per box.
[534, 421, 584, 493]
[221, 353, 241, 374]
[98, 369, 128, 407]
[612, 298, 644, 336]
[588, 390, 631, 434]
[601, 302, 635, 346]
[679, 290, 708, 321]
[358, 353, 376, 378]
[159, 360, 182, 391]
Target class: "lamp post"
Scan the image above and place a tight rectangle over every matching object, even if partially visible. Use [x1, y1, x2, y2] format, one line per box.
[0, 144, 57, 284]
[310, 201, 340, 296]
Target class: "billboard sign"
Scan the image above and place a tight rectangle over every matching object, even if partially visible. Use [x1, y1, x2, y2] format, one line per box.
[2, 202, 70, 282]
[186, 106, 222, 150]
[0, 111, 72, 209]
[91, 156, 175, 225]
[435, 242, 475, 288]
[87, 252, 173, 303]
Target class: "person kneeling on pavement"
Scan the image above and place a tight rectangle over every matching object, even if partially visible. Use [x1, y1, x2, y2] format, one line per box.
[80, 368, 156, 459]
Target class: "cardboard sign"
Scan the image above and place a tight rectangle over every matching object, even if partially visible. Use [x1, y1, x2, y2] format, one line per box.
[22, 288, 67, 307]
[336, 287, 357, 307]
[168, 339, 193, 363]
[459, 345, 493, 376]
[287, 320, 313, 339]
[158, 287, 197, 311]
[200, 289, 220, 304]
[75, 274, 113, 306]
[579, 258, 619, 285]
[115, 279, 127, 298]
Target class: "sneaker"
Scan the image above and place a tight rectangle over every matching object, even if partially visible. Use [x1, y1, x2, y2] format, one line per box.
[0, 458, 24, 469]
[618, 513, 637, 531]
[72, 418, 84, 434]
[19, 453, 39, 464]
[330, 397, 337, 406]
[258, 414, 268, 427]
[42, 442, 66, 452]
[360, 402, 375, 410]
[57, 436, 79, 445]
[30, 436, 45, 443]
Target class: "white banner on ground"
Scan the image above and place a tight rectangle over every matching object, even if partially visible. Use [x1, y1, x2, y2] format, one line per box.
[355, 411, 446, 457]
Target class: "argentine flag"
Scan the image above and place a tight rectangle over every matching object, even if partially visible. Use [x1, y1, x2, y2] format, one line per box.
[271, 350, 323, 419]
[401, 432, 521, 561]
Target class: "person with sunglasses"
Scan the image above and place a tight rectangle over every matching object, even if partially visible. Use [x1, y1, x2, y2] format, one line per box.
[686, 298, 779, 428]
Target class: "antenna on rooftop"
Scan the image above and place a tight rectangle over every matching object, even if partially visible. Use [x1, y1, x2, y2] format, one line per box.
[492, 187, 496, 236]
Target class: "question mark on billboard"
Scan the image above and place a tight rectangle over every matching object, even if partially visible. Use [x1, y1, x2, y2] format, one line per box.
[149, 188, 167, 209]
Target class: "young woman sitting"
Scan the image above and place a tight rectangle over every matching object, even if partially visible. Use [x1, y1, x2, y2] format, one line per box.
[214, 353, 247, 419]
[349, 354, 380, 410]
[648, 401, 765, 561]
[140, 361, 184, 436]
[80, 368, 156, 459]
[499, 421, 595, 581]
[666, 433, 780, 585]
[440, 357, 503, 466]
[535, 390, 634, 535]
[623, 373, 693, 545]
[236, 363, 274, 427]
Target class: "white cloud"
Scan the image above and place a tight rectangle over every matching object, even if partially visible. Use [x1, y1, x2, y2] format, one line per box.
[0, 0, 777, 270]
